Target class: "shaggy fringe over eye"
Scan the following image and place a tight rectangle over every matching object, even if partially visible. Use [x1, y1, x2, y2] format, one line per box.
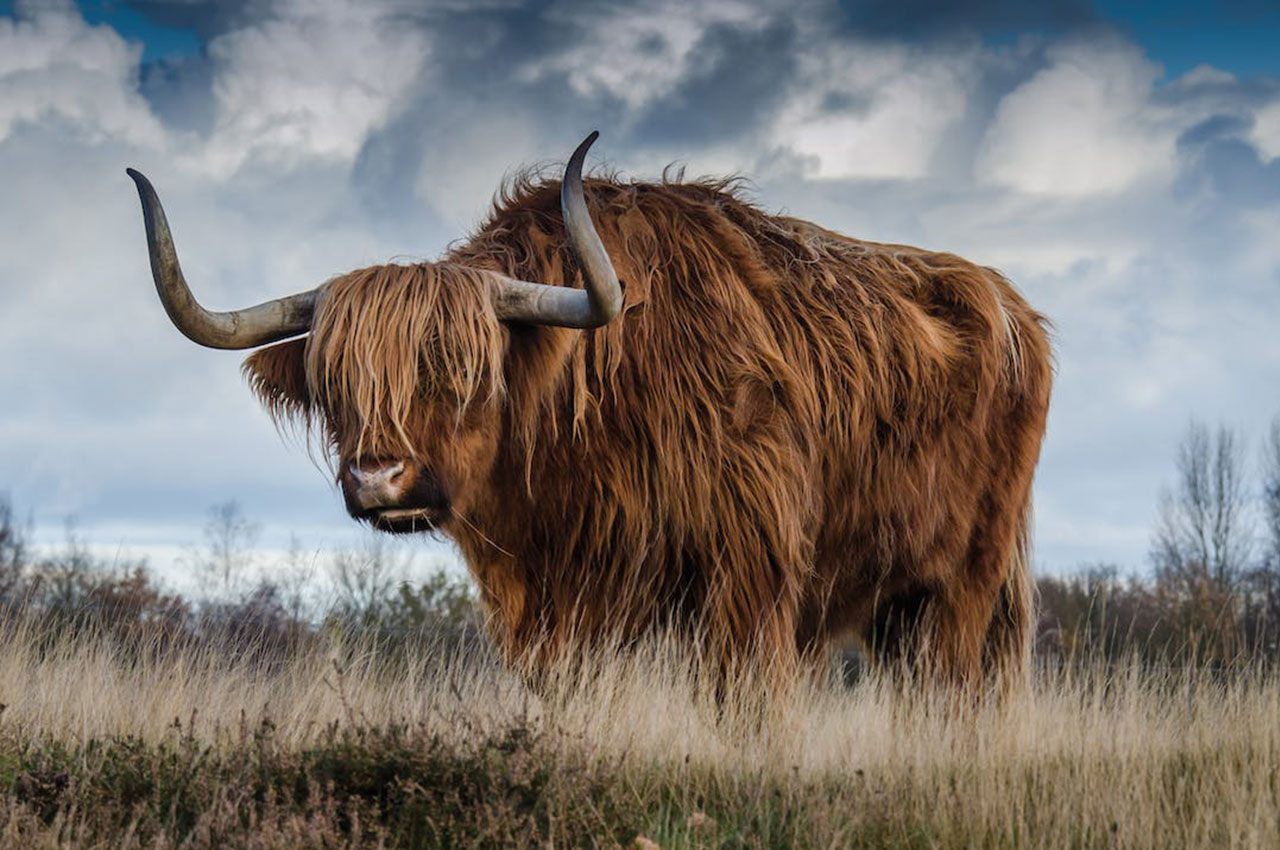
[301, 262, 507, 459]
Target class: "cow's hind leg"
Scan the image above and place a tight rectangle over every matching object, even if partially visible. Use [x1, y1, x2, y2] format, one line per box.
[927, 584, 1003, 689]
[865, 580, 1001, 691]
[979, 522, 1035, 693]
[864, 584, 934, 676]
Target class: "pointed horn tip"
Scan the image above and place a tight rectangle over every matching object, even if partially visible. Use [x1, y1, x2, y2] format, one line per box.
[570, 131, 600, 168]
[125, 167, 153, 193]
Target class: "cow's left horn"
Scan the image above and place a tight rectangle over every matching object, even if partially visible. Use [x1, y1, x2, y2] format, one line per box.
[127, 168, 321, 349]
[491, 132, 623, 328]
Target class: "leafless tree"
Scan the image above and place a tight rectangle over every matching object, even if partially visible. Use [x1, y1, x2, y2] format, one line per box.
[1242, 415, 1280, 650]
[1152, 421, 1253, 595]
[328, 533, 414, 626]
[35, 519, 99, 612]
[190, 500, 260, 601]
[1150, 421, 1256, 658]
[275, 533, 321, 627]
[1261, 416, 1280, 573]
[0, 493, 29, 604]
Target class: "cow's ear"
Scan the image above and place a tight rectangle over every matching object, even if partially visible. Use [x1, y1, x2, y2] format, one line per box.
[242, 338, 310, 425]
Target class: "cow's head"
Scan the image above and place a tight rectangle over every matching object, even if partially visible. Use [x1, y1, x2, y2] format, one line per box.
[127, 134, 621, 534]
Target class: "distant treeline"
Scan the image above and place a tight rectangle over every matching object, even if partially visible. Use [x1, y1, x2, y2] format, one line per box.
[3, 415, 1280, 670]
[1038, 416, 1280, 667]
[0, 494, 484, 666]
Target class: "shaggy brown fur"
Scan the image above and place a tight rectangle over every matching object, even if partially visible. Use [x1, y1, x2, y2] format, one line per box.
[245, 174, 1052, 689]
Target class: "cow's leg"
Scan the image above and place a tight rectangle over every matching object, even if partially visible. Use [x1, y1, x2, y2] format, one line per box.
[700, 549, 804, 701]
[923, 583, 1001, 688]
[864, 579, 999, 690]
[864, 584, 935, 675]
[980, 559, 1034, 693]
[954, 482, 1036, 693]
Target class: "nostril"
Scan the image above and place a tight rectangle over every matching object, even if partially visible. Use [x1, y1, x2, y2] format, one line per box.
[347, 460, 407, 490]
[345, 459, 414, 512]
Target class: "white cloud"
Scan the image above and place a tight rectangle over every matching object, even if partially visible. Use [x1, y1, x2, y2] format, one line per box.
[916, 191, 1150, 278]
[197, 0, 429, 176]
[770, 41, 976, 181]
[1174, 64, 1236, 87]
[1238, 207, 1280, 279]
[977, 40, 1176, 197]
[1250, 98, 1280, 163]
[412, 113, 546, 231]
[0, 2, 164, 146]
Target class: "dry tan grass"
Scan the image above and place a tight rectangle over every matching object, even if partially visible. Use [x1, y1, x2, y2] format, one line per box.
[1, 624, 1278, 848]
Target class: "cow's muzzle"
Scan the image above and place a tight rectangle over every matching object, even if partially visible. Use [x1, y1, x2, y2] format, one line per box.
[341, 459, 449, 533]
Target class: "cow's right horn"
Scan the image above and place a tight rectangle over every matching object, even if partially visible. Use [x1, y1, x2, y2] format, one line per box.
[127, 169, 321, 350]
[490, 132, 623, 329]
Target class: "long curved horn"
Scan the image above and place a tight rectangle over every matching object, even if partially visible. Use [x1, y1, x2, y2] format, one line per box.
[126, 169, 321, 349]
[492, 132, 623, 328]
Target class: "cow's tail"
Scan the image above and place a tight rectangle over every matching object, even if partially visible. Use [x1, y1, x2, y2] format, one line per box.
[984, 507, 1035, 691]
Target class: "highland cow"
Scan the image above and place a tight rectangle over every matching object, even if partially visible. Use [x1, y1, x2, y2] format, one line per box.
[127, 133, 1052, 689]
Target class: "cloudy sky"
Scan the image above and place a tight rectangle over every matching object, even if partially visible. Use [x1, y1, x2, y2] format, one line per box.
[1, 0, 1278, 590]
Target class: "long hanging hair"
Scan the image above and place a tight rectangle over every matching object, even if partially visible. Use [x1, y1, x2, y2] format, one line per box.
[242, 167, 1052, 687]
[248, 262, 507, 461]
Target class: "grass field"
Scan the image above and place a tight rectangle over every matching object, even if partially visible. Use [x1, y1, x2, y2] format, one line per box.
[0, 623, 1276, 849]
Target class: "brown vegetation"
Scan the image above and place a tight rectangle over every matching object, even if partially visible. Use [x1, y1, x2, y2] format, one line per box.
[0, 618, 1276, 849]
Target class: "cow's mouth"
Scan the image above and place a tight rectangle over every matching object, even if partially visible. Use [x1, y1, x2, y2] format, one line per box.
[365, 507, 446, 534]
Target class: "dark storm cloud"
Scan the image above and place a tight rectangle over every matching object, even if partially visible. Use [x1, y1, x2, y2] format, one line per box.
[123, 0, 264, 40]
[407, 1, 800, 148]
[631, 17, 798, 148]
[111, 0, 1046, 185]
[1178, 116, 1280, 207]
[124, 0, 801, 156]
[413, 4, 627, 127]
[833, 0, 1098, 37]
[345, 3, 805, 226]
[421, 3, 571, 86]
[137, 55, 216, 134]
[1179, 114, 1252, 149]
[1155, 71, 1280, 111]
